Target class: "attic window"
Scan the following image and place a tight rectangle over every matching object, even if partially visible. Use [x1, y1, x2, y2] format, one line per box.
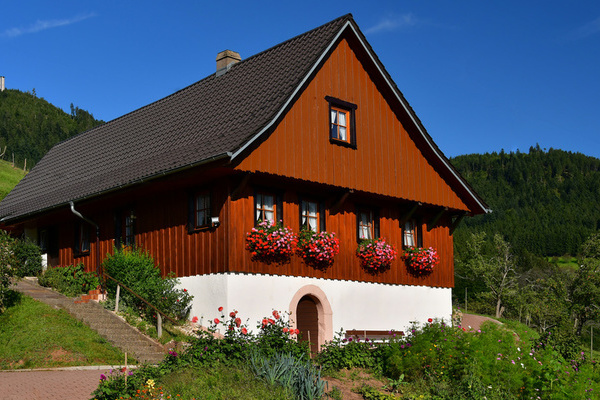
[326, 96, 357, 148]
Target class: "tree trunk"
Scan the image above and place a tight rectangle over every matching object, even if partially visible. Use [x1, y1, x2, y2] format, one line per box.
[496, 297, 504, 318]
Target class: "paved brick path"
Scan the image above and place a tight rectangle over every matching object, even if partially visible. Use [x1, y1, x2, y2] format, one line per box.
[0, 367, 115, 400]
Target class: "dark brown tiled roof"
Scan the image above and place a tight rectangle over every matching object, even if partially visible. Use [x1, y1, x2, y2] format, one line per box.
[0, 14, 353, 222]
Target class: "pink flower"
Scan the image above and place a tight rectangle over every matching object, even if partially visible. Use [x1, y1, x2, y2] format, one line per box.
[214, 318, 220, 324]
[218, 306, 223, 312]
[191, 316, 198, 323]
[241, 327, 248, 335]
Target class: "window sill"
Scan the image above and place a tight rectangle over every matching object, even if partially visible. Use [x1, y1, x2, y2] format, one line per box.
[74, 251, 90, 258]
[329, 138, 356, 149]
[189, 225, 214, 233]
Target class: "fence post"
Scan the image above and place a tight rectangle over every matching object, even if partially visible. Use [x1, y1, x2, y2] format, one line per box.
[157, 313, 162, 338]
[115, 284, 120, 313]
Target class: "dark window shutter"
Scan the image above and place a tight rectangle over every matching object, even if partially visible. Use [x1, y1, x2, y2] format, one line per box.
[319, 202, 326, 232]
[417, 220, 423, 247]
[114, 210, 122, 247]
[350, 110, 357, 147]
[276, 193, 284, 224]
[374, 209, 380, 239]
[298, 197, 304, 229]
[356, 208, 361, 243]
[187, 192, 195, 233]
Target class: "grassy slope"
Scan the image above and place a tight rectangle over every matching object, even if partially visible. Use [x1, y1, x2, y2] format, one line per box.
[0, 159, 26, 201]
[0, 291, 125, 369]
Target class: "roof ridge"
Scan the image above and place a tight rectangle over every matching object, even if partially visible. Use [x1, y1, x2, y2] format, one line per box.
[52, 14, 354, 150]
[228, 14, 353, 71]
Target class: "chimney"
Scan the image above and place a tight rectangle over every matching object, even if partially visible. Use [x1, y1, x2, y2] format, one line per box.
[216, 50, 241, 76]
[0, 76, 4, 92]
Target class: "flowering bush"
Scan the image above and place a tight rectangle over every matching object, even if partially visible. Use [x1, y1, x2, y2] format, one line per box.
[245, 221, 297, 265]
[356, 238, 397, 271]
[403, 247, 439, 276]
[296, 229, 340, 269]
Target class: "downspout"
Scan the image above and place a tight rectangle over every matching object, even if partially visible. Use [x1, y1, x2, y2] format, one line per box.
[69, 201, 101, 281]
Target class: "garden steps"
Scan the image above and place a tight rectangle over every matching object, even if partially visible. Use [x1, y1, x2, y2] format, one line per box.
[12, 278, 167, 364]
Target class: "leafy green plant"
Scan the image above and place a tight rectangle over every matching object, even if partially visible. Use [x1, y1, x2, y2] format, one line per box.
[12, 237, 42, 277]
[102, 246, 192, 321]
[38, 264, 99, 297]
[382, 374, 406, 393]
[317, 329, 381, 372]
[0, 230, 16, 313]
[354, 384, 397, 400]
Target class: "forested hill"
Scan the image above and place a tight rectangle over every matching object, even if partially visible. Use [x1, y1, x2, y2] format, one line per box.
[0, 89, 104, 170]
[451, 146, 600, 257]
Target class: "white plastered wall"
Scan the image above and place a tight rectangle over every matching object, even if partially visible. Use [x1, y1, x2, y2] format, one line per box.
[178, 273, 452, 340]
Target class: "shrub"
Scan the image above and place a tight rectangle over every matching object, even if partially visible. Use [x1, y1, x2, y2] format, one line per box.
[12, 237, 42, 277]
[0, 230, 16, 313]
[102, 247, 192, 321]
[317, 330, 381, 372]
[38, 264, 99, 296]
[184, 308, 308, 368]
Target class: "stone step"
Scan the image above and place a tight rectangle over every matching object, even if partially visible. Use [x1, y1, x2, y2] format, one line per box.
[13, 279, 168, 364]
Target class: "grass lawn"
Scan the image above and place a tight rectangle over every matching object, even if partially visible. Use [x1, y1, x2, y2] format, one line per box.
[0, 291, 126, 369]
[157, 364, 292, 399]
[0, 159, 27, 201]
[548, 256, 579, 270]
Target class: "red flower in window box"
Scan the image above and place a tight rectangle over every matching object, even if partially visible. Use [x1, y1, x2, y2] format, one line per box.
[296, 229, 340, 270]
[403, 247, 439, 277]
[356, 238, 397, 271]
[245, 221, 297, 265]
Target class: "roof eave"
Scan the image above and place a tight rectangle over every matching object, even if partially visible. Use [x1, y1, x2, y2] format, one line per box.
[0, 151, 233, 225]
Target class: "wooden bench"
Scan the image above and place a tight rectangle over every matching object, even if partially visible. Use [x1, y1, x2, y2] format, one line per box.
[345, 329, 405, 343]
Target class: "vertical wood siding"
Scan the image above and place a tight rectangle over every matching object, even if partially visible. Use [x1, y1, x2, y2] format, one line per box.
[51, 178, 453, 288]
[227, 185, 454, 288]
[234, 37, 470, 212]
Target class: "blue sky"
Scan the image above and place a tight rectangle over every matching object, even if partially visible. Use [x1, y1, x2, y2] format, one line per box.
[1, 1, 599, 159]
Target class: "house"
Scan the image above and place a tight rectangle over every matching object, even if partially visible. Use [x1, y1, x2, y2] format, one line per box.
[0, 14, 488, 351]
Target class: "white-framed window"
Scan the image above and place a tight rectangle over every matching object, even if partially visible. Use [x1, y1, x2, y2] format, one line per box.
[256, 192, 276, 224]
[301, 200, 320, 232]
[358, 209, 374, 240]
[403, 220, 416, 247]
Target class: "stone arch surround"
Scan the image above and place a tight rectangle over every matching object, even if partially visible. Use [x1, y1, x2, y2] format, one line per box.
[289, 284, 333, 350]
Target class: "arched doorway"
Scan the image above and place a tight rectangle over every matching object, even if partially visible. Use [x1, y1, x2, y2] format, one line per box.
[289, 284, 333, 353]
[296, 295, 319, 354]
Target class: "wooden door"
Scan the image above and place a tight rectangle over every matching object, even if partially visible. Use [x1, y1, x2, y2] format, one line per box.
[297, 295, 319, 354]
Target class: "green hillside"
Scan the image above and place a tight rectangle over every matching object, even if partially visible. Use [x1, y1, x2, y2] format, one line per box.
[451, 145, 600, 257]
[0, 89, 103, 170]
[0, 159, 27, 201]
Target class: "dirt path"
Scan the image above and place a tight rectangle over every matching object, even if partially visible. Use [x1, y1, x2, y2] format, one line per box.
[461, 313, 503, 331]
